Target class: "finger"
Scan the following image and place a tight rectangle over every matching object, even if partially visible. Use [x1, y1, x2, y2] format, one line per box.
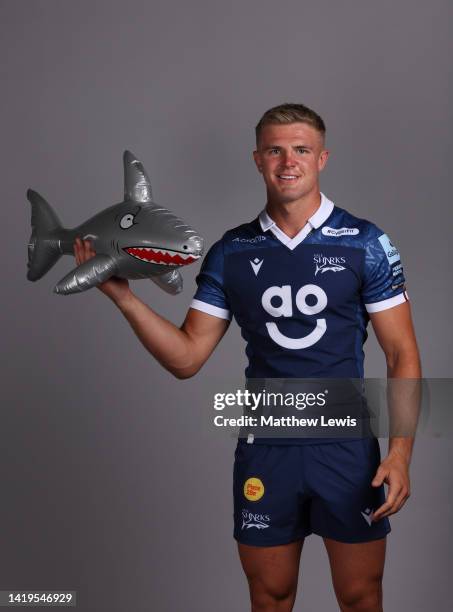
[372, 501, 392, 521]
[379, 488, 410, 518]
[88, 239, 97, 257]
[79, 239, 88, 264]
[79, 239, 92, 262]
[74, 238, 82, 265]
[87, 239, 97, 258]
[373, 483, 403, 521]
[371, 467, 387, 487]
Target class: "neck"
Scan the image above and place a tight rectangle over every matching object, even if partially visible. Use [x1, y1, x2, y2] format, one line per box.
[265, 189, 321, 239]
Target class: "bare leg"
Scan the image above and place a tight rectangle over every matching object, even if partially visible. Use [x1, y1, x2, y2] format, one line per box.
[324, 537, 386, 612]
[237, 540, 304, 612]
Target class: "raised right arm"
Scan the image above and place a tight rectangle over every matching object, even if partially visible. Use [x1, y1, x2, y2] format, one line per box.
[117, 294, 230, 379]
[74, 237, 229, 379]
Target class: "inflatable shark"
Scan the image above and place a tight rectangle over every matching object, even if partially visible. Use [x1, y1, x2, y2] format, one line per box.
[26, 151, 204, 295]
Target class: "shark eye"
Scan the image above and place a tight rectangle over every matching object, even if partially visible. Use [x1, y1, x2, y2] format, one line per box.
[120, 213, 135, 229]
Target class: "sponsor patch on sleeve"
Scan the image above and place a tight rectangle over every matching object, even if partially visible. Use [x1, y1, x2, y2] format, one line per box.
[378, 233, 401, 265]
[392, 281, 405, 290]
[391, 261, 403, 277]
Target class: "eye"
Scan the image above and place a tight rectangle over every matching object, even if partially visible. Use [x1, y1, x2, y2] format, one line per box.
[120, 213, 135, 229]
[296, 147, 308, 154]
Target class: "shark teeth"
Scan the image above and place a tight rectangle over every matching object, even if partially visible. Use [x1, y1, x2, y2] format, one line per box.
[124, 246, 201, 266]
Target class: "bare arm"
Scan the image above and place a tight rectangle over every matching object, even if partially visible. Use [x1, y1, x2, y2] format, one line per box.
[118, 295, 229, 378]
[371, 301, 421, 379]
[371, 300, 421, 458]
[74, 238, 230, 379]
[368, 301, 422, 520]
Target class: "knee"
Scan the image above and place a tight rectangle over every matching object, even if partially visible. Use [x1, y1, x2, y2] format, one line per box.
[249, 577, 298, 611]
[336, 579, 383, 611]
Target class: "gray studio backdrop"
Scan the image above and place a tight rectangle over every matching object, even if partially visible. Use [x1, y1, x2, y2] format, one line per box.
[1, 1, 452, 610]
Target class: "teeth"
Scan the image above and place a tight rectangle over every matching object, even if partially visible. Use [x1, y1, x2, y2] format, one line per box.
[132, 247, 195, 258]
[279, 175, 298, 179]
[124, 246, 201, 266]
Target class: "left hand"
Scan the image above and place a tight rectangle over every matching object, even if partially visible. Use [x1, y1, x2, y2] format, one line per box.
[371, 451, 411, 522]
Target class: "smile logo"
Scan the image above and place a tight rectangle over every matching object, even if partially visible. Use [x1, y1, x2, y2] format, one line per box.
[261, 284, 328, 349]
[244, 477, 265, 502]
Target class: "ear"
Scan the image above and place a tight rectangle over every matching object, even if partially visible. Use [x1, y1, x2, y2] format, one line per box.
[318, 149, 329, 172]
[253, 150, 262, 173]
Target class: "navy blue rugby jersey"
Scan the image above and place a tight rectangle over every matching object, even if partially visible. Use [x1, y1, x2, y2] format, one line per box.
[191, 193, 408, 379]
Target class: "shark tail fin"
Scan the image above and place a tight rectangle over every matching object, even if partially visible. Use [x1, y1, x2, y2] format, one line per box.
[26, 189, 63, 281]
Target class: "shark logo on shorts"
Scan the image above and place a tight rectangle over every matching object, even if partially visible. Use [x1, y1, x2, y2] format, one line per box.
[241, 509, 270, 530]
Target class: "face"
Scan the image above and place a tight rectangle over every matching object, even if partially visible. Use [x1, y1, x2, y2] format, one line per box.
[253, 122, 329, 205]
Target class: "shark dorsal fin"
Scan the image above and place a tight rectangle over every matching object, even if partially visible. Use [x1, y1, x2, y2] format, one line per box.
[123, 150, 153, 203]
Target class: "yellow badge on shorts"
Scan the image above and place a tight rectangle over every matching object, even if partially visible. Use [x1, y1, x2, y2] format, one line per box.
[244, 477, 264, 501]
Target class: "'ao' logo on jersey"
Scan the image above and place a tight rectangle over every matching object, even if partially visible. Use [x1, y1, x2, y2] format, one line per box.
[261, 284, 327, 349]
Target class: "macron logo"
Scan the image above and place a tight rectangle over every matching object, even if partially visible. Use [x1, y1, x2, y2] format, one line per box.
[250, 258, 263, 276]
[361, 508, 374, 526]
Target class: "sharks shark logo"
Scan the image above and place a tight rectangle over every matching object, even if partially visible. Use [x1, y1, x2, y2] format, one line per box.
[314, 254, 346, 276]
[315, 263, 346, 276]
[241, 509, 270, 530]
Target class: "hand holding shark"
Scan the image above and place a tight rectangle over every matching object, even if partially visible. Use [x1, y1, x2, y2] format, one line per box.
[26, 151, 204, 295]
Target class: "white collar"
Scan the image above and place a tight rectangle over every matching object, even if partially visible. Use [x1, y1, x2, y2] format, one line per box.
[259, 192, 334, 232]
[258, 192, 334, 250]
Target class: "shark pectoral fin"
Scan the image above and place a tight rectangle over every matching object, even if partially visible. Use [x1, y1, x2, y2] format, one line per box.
[150, 270, 183, 295]
[54, 255, 118, 295]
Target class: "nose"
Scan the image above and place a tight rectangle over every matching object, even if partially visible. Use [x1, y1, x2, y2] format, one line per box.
[282, 150, 296, 167]
[183, 234, 204, 255]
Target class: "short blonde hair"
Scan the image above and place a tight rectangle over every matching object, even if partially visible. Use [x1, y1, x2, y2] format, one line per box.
[255, 103, 326, 145]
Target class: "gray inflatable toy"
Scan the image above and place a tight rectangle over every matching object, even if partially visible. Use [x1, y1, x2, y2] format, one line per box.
[27, 151, 204, 295]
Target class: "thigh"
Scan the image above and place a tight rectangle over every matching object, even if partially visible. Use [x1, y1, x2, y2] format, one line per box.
[306, 439, 391, 543]
[233, 442, 310, 546]
[238, 541, 304, 599]
[324, 537, 386, 595]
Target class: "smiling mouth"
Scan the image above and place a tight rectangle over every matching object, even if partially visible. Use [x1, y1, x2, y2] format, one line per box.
[124, 247, 201, 266]
[277, 174, 299, 181]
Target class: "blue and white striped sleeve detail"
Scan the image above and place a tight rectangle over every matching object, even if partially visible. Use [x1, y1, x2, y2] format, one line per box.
[365, 292, 408, 313]
[362, 232, 409, 313]
[190, 299, 231, 319]
[190, 239, 232, 320]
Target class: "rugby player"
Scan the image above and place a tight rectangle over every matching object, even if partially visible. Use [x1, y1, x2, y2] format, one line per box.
[74, 103, 421, 611]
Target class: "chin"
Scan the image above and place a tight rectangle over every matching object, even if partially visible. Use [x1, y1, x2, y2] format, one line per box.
[275, 191, 307, 205]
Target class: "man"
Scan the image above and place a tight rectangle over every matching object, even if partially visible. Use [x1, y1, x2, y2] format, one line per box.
[74, 103, 421, 611]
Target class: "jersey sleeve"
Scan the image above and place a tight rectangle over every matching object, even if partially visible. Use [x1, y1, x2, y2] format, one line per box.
[190, 238, 231, 320]
[362, 232, 409, 313]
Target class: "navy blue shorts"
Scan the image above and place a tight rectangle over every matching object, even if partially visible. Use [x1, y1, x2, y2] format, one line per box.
[233, 438, 391, 545]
